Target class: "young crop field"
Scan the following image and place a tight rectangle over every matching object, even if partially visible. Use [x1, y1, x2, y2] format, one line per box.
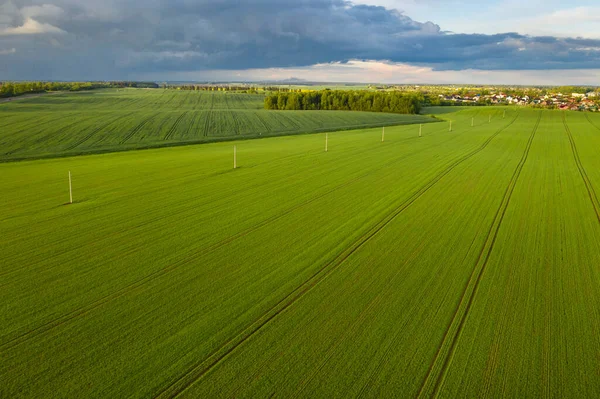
[0, 89, 434, 161]
[2, 108, 600, 397]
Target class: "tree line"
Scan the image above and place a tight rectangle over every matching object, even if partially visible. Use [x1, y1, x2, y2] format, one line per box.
[0, 81, 158, 98]
[169, 85, 261, 94]
[264, 90, 423, 114]
[169, 85, 305, 94]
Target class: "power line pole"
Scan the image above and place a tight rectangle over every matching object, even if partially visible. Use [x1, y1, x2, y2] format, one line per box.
[68, 171, 73, 204]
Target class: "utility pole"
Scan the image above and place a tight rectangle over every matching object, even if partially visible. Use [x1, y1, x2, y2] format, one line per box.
[68, 171, 73, 204]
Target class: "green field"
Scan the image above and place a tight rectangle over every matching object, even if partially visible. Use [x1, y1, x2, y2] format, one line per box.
[0, 89, 434, 161]
[2, 107, 600, 397]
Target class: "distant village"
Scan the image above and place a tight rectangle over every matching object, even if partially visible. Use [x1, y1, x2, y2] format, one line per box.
[366, 84, 600, 112]
[438, 91, 599, 112]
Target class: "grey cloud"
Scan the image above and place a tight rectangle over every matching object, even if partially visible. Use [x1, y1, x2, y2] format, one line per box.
[0, 0, 599, 80]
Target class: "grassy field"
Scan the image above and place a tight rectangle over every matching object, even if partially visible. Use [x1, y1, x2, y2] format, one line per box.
[2, 107, 600, 397]
[0, 88, 434, 161]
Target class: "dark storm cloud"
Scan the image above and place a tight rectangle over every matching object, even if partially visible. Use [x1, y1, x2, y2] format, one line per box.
[0, 0, 599, 80]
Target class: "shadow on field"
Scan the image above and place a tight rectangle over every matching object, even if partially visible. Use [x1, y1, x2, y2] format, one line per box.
[59, 199, 90, 207]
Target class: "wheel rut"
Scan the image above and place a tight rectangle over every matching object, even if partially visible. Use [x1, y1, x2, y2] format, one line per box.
[563, 113, 600, 224]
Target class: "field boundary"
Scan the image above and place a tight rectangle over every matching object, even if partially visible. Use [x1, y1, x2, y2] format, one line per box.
[152, 113, 520, 399]
[417, 111, 541, 399]
[563, 113, 600, 224]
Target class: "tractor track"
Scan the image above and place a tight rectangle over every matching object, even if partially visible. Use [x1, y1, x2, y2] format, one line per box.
[163, 111, 189, 141]
[563, 113, 600, 224]
[61, 112, 138, 151]
[119, 113, 159, 144]
[584, 113, 600, 132]
[417, 111, 541, 399]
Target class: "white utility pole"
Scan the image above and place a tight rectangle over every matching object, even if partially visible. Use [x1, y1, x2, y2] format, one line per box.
[68, 171, 73, 204]
[382, 127, 385, 142]
[233, 145, 237, 169]
[325, 133, 328, 152]
[449, 121, 452, 132]
[419, 124, 422, 137]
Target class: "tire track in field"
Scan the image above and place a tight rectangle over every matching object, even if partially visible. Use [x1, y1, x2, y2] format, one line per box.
[183, 111, 199, 140]
[202, 93, 214, 136]
[152, 114, 521, 399]
[563, 113, 600, 224]
[2, 110, 72, 133]
[163, 111, 189, 141]
[119, 114, 158, 144]
[254, 112, 274, 135]
[417, 111, 541, 399]
[3, 113, 96, 156]
[62, 112, 137, 151]
[24, 114, 99, 146]
[0, 136, 433, 351]
[584, 113, 600, 132]
[2, 112, 78, 143]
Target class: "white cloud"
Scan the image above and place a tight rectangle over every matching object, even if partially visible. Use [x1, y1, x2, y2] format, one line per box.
[512, 7, 600, 38]
[0, 18, 66, 36]
[21, 4, 65, 20]
[540, 6, 600, 24]
[0, 48, 17, 55]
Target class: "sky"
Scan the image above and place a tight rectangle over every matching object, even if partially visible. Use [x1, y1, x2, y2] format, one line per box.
[0, 0, 599, 84]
